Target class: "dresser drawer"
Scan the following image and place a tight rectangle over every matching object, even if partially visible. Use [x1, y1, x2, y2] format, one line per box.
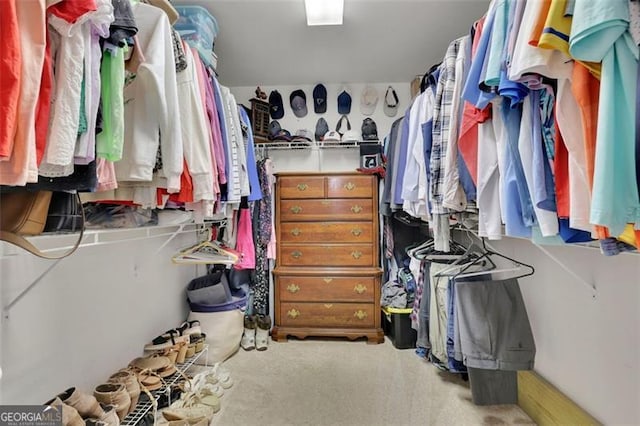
[280, 222, 373, 243]
[327, 175, 374, 198]
[278, 176, 325, 199]
[280, 244, 374, 267]
[280, 199, 373, 222]
[280, 302, 375, 328]
[278, 275, 376, 302]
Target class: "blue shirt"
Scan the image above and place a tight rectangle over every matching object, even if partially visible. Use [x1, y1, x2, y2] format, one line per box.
[501, 99, 534, 237]
[531, 90, 557, 212]
[212, 76, 230, 200]
[393, 108, 412, 206]
[238, 107, 262, 202]
[462, 1, 498, 110]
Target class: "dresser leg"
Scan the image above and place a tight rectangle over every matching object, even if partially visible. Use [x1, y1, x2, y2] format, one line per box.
[366, 330, 385, 344]
[271, 327, 288, 342]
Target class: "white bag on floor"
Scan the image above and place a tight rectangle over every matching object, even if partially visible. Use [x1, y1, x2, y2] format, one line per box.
[188, 309, 244, 365]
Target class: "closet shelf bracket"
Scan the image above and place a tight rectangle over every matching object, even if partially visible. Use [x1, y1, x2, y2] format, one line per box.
[3, 258, 63, 319]
[533, 243, 597, 299]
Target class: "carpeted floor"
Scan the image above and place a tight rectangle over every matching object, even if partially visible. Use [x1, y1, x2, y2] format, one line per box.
[210, 337, 535, 426]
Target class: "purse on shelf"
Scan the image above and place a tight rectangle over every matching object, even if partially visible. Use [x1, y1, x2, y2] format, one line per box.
[0, 189, 85, 259]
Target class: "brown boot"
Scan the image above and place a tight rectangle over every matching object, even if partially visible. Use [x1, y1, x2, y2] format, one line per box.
[93, 383, 131, 421]
[57, 387, 104, 419]
[44, 397, 84, 426]
[108, 370, 141, 413]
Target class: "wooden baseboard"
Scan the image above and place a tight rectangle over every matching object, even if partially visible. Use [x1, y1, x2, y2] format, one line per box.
[517, 371, 601, 425]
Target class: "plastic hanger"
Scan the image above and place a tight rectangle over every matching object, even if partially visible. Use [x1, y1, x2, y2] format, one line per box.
[172, 228, 238, 265]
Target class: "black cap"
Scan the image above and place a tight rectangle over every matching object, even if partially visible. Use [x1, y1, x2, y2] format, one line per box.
[313, 84, 327, 113]
[361, 118, 378, 141]
[269, 90, 284, 119]
[315, 117, 329, 141]
[289, 89, 308, 118]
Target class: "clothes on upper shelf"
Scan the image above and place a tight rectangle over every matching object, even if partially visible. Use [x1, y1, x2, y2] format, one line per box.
[0, 0, 260, 221]
[382, 0, 640, 256]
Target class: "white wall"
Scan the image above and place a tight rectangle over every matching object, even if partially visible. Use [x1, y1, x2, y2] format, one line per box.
[485, 237, 640, 424]
[0, 230, 199, 404]
[231, 82, 411, 173]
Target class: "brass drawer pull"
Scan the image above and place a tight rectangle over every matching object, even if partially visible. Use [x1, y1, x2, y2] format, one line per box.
[321, 200, 331, 205]
[286, 284, 300, 293]
[287, 309, 300, 319]
[353, 284, 367, 294]
[353, 310, 368, 320]
[323, 278, 333, 284]
[351, 228, 362, 236]
[324, 304, 333, 309]
[291, 250, 302, 259]
[291, 228, 301, 236]
[290, 205, 302, 214]
[351, 251, 363, 259]
[351, 205, 362, 213]
[297, 183, 308, 191]
[344, 182, 356, 191]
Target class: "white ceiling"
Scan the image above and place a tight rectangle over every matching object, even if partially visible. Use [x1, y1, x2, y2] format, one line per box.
[172, 0, 491, 87]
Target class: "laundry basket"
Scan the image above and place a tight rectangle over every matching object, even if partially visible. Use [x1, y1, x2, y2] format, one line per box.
[187, 269, 248, 365]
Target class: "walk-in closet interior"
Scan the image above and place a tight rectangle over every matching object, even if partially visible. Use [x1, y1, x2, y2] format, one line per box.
[1, 0, 639, 425]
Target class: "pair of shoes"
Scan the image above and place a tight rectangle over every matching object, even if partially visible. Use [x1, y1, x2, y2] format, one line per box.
[240, 315, 257, 351]
[93, 383, 131, 421]
[43, 397, 84, 426]
[55, 387, 105, 420]
[241, 314, 271, 351]
[107, 369, 141, 413]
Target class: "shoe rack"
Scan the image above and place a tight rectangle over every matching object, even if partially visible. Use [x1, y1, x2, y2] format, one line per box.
[120, 345, 209, 426]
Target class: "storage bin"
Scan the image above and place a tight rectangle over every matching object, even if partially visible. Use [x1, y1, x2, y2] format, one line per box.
[381, 306, 416, 349]
[174, 5, 218, 68]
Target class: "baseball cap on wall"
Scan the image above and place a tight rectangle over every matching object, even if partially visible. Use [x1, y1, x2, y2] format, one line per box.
[361, 118, 378, 141]
[383, 86, 399, 117]
[269, 90, 284, 119]
[290, 89, 308, 118]
[337, 90, 352, 115]
[313, 84, 327, 113]
[360, 86, 378, 115]
[315, 117, 329, 141]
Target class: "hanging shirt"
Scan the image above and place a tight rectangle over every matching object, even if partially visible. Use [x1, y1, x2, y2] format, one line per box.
[117, 2, 183, 192]
[76, 0, 114, 164]
[443, 35, 472, 212]
[508, 0, 573, 83]
[0, 0, 47, 185]
[393, 108, 412, 207]
[431, 37, 463, 215]
[176, 42, 214, 204]
[39, 12, 89, 177]
[477, 102, 503, 240]
[501, 100, 534, 238]
[96, 44, 125, 162]
[519, 93, 559, 237]
[0, 0, 22, 160]
[570, 0, 640, 235]
[238, 107, 263, 202]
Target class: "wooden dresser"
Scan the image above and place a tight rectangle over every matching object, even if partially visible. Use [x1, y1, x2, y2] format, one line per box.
[272, 172, 384, 344]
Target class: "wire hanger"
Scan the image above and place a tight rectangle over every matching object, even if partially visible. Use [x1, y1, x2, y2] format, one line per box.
[448, 238, 535, 280]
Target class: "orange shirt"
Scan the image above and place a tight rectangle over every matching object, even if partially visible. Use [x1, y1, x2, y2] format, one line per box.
[570, 62, 610, 238]
[0, 0, 22, 159]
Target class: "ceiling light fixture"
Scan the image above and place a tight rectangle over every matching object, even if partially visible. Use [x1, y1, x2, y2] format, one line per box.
[304, 0, 344, 26]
